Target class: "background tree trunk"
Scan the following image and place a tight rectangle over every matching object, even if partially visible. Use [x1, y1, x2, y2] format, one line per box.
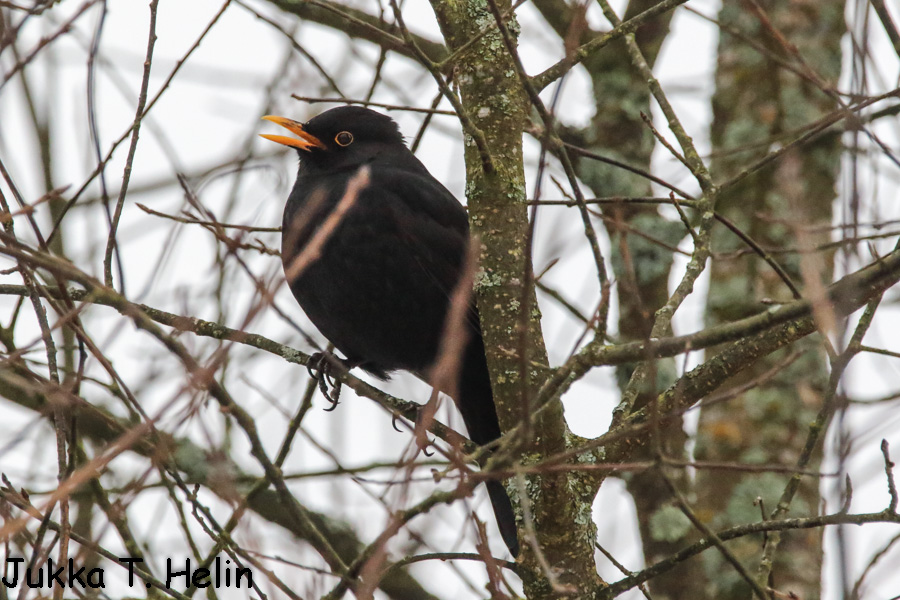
[694, 2, 846, 598]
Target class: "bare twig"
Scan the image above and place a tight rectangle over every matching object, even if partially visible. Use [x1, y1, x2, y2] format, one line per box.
[103, 0, 161, 288]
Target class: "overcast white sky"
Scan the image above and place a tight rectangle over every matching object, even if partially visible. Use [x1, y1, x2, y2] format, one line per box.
[2, 0, 900, 598]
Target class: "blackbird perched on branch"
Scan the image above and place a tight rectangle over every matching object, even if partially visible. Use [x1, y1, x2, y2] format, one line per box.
[262, 106, 520, 557]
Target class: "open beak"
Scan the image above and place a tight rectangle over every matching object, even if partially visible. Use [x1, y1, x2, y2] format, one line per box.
[260, 115, 327, 151]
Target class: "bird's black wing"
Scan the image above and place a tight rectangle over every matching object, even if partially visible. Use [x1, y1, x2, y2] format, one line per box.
[367, 165, 472, 295]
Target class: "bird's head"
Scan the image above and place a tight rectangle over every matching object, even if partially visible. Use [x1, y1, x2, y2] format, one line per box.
[261, 106, 406, 170]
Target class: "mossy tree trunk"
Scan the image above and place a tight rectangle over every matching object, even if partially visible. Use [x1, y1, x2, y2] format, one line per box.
[430, 0, 602, 595]
[694, 2, 845, 598]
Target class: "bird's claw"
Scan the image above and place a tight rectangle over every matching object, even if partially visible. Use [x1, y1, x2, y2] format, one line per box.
[414, 405, 436, 456]
[414, 427, 436, 457]
[393, 408, 436, 455]
[307, 352, 343, 410]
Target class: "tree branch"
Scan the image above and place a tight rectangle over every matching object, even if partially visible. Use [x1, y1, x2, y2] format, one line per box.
[265, 0, 447, 63]
[0, 368, 441, 600]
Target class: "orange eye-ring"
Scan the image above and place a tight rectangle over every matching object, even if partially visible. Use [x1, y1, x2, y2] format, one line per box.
[335, 131, 354, 146]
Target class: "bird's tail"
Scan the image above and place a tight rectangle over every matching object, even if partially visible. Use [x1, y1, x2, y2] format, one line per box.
[485, 479, 520, 557]
[456, 334, 520, 557]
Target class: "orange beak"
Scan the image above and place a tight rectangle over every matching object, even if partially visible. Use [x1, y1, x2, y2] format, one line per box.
[260, 115, 327, 151]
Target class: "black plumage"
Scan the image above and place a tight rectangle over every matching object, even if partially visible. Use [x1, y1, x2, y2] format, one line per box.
[262, 106, 519, 556]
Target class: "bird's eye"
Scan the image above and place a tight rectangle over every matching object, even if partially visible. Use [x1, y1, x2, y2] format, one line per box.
[335, 131, 354, 146]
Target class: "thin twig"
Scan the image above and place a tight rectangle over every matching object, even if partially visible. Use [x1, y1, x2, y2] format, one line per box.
[103, 0, 160, 288]
[290, 95, 455, 115]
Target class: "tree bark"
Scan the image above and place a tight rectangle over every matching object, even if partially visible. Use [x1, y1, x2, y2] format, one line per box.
[695, 2, 845, 598]
[429, 0, 602, 594]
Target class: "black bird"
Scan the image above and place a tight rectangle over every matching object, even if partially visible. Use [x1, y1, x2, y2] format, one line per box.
[262, 106, 519, 557]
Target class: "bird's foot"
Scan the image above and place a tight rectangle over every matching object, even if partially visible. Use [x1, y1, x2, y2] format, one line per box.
[413, 403, 437, 457]
[391, 409, 435, 456]
[307, 351, 343, 410]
